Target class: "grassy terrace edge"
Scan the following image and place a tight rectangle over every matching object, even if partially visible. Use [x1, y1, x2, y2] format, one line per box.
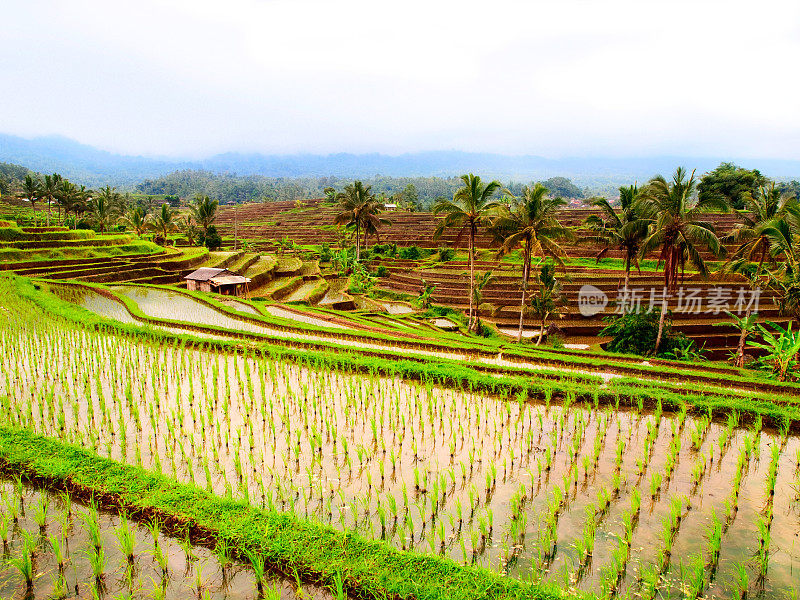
[0, 426, 572, 600]
[13, 275, 800, 430]
[40, 278, 800, 397]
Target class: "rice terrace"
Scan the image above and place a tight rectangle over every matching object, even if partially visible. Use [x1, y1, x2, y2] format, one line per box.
[0, 161, 797, 600]
[2, 1, 800, 596]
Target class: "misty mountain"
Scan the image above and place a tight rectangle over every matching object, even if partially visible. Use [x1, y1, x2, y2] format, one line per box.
[2, 132, 799, 191]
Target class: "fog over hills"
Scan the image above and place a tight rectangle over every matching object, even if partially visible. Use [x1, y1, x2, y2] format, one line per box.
[2, 132, 799, 192]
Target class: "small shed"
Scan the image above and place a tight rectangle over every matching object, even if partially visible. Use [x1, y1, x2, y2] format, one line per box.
[185, 268, 230, 292]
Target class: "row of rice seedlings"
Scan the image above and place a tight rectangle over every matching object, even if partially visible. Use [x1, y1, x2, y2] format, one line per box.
[3, 312, 798, 594]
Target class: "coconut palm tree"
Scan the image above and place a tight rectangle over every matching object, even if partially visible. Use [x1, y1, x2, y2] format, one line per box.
[472, 270, 496, 324]
[88, 187, 120, 233]
[190, 195, 219, 239]
[433, 174, 502, 331]
[41, 174, 62, 225]
[120, 206, 148, 236]
[18, 174, 40, 220]
[491, 183, 573, 342]
[637, 167, 728, 353]
[179, 214, 201, 245]
[56, 180, 78, 226]
[724, 183, 799, 275]
[584, 184, 649, 290]
[529, 262, 567, 346]
[334, 181, 387, 262]
[149, 203, 179, 243]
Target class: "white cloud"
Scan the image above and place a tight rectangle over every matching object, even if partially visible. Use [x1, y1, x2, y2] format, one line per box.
[1, 0, 798, 158]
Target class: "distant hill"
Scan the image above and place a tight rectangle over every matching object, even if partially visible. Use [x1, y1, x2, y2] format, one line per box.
[1, 132, 799, 192]
[0, 134, 186, 187]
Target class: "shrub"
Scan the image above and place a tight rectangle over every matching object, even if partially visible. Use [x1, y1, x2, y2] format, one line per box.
[399, 245, 421, 260]
[204, 226, 222, 251]
[600, 308, 695, 357]
[376, 265, 388, 277]
[372, 243, 397, 257]
[437, 246, 455, 262]
[320, 243, 332, 263]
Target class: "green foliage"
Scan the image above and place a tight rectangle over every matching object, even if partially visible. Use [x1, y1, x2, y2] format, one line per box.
[414, 280, 436, 309]
[398, 245, 422, 260]
[437, 246, 455, 262]
[204, 225, 222, 251]
[748, 321, 800, 381]
[698, 162, 769, 210]
[319, 243, 332, 262]
[347, 262, 374, 294]
[601, 308, 699, 358]
[371, 243, 397, 257]
[540, 176, 584, 199]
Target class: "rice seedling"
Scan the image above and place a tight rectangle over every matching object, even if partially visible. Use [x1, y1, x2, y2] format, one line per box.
[7, 532, 36, 590]
[86, 546, 107, 583]
[115, 515, 136, 564]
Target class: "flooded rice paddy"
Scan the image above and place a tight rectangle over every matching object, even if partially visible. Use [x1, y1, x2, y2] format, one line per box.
[0, 481, 332, 599]
[262, 306, 350, 331]
[2, 314, 799, 599]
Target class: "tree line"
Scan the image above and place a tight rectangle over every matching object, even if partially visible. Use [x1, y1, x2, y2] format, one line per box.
[331, 169, 800, 360]
[7, 170, 222, 249]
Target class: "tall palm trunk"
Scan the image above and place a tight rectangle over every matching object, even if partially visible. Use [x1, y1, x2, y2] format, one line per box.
[355, 221, 361, 262]
[468, 221, 475, 331]
[655, 247, 677, 354]
[517, 239, 531, 342]
[654, 303, 667, 354]
[735, 309, 751, 368]
[623, 253, 631, 291]
[537, 311, 548, 346]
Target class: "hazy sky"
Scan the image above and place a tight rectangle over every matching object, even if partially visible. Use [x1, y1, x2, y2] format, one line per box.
[2, 0, 799, 159]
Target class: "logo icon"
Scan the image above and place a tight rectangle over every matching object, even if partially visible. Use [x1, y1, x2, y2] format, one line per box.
[578, 284, 608, 317]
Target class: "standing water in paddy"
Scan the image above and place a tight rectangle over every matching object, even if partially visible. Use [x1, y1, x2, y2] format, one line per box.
[2, 313, 799, 599]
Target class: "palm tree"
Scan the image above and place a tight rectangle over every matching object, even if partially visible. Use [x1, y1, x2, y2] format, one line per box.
[41, 174, 62, 225]
[334, 181, 386, 262]
[18, 174, 40, 220]
[714, 310, 759, 368]
[584, 185, 649, 290]
[529, 262, 567, 346]
[491, 183, 572, 341]
[179, 214, 201, 245]
[725, 183, 799, 275]
[433, 174, 502, 331]
[361, 207, 392, 253]
[120, 206, 148, 236]
[190, 195, 218, 239]
[149, 203, 179, 243]
[637, 167, 728, 353]
[88, 188, 120, 233]
[472, 270, 496, 324]
[56, 180, 78, 225]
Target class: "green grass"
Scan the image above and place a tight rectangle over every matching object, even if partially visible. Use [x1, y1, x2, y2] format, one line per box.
[0, 241, 163, 263]
[0, 426, 572, 600]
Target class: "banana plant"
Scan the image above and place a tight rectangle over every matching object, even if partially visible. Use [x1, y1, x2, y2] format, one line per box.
[748, 320, 800, 381]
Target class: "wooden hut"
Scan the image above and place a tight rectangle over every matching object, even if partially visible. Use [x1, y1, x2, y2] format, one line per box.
[185, 268, 229, 292]
[185, 267, 251, 296]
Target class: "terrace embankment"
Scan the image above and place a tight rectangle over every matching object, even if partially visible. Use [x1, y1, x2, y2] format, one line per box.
[42, 279, 800, 406]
